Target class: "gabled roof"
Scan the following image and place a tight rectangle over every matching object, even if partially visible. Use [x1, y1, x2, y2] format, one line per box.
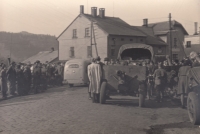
[22, 50, 58, 64]
[57, 14, 146, 39]
[83, 14, 146, 37]
[133, 26, 167, 45]
[147, 20, 188, 35]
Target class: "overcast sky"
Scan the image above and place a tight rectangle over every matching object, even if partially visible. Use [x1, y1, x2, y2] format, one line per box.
[0, 0, 200, 36]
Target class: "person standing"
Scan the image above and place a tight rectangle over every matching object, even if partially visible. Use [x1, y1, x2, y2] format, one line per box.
[88, 58, 102, 103]
[41, 63, 47, 91]
[6, 62, 16, 96]
[32, 61, 41, 94]
[153, 62, 167, 102]
[16, 64, 24, 96]
[23, 64, 32, 94]
[0, 64, 8, 99]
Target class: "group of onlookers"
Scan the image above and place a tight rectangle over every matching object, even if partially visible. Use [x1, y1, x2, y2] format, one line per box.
[0, 60, 64, 100]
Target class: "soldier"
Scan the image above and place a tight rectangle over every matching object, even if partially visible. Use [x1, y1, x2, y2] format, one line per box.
[23, 64, 32, 94]
[1, 64, 7, 99]
[32, 60, 41, 94]
[153, 62, 167, 102]
[6, 62, 16, 96]
[16, 64, 24, 96]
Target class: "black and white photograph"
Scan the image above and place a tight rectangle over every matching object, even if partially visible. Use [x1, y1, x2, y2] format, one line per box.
[0, 0, 200, 134]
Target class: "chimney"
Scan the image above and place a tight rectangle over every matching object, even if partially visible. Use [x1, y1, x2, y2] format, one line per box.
[99, 8, 105, 18]
[143, 18, 148, 27]
[91, 7, 97, 17]
[80, 5, 84, 14]
[194, 22, 198, 35]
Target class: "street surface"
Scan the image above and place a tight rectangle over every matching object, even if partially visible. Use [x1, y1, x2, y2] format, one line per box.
[0, 85, 200, 134]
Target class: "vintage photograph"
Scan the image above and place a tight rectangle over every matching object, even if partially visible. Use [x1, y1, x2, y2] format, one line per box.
[0, 0, 200, 133]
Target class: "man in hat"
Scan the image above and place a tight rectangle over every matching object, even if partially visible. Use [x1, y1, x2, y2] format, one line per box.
[88, 58, 102, 103]
[6, 62, 16, 95]
[153, 62, 167, 102]
[32, 60, 41, 94]
[1, 64, 8, 99]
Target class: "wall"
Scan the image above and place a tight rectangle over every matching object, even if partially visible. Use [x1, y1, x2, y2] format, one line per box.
[185, 35, 200, 45]
[162, 26, 186, 60]
[58, 14, 108, 61]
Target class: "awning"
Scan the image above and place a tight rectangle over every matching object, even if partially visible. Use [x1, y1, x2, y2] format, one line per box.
[117, 43, 154, 60]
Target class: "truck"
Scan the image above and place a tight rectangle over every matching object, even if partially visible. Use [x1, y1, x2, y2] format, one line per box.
[98, 44, 155, 107]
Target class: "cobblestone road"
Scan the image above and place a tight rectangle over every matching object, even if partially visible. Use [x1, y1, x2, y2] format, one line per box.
[0, 85, 200, 134]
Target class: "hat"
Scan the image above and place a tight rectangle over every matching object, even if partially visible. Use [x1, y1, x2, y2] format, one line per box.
[95, 56, 101, 61]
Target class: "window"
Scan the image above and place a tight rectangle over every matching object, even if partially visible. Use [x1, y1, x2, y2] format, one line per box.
[69, 64, 79, 68]
[186, 41, 191, 48]
[121, 38, 124, 41]
[130, 39, 133, 41]
[72, 29, 77, 38]
[85, 28, 89, 37]
[111, 49, 115, 56]
[87, 46, 92, 57]
[174, 38, 177, 48]
[173, 54, 178, 60]
[70, 47, 75, 57]
[112, 38, 116, 45]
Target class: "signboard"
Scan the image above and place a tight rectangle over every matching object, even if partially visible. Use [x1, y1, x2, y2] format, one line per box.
[172, 48, 180, 52]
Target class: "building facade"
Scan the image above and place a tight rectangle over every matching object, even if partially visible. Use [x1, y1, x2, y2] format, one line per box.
[57, 6, 167, 62]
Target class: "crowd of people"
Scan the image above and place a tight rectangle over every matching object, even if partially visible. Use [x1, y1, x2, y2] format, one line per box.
[87, 51, 200, 107]
[0, 60, 64, 100]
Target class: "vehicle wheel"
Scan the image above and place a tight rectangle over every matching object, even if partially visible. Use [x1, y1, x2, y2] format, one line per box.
[100, 82, 107, 104]
[187, 92, 200, 125]
[69, 84, 73, 87]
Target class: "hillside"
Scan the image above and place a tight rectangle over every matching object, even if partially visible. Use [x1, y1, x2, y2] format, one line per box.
[0, 31, 58, 64]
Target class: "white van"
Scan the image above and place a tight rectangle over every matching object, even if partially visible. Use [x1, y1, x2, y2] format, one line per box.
[64, 59, 91, 87]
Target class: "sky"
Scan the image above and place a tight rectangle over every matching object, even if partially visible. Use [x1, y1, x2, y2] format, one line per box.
[0, 0, 200, 36]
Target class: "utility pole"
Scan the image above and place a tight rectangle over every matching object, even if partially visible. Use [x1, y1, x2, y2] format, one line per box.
[90, 20, 98, 57]
[169, 13, 172, 63]
[10, 32, 12, 63]
[92, 23, 98, 57]
[90, 21, 93, 57]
